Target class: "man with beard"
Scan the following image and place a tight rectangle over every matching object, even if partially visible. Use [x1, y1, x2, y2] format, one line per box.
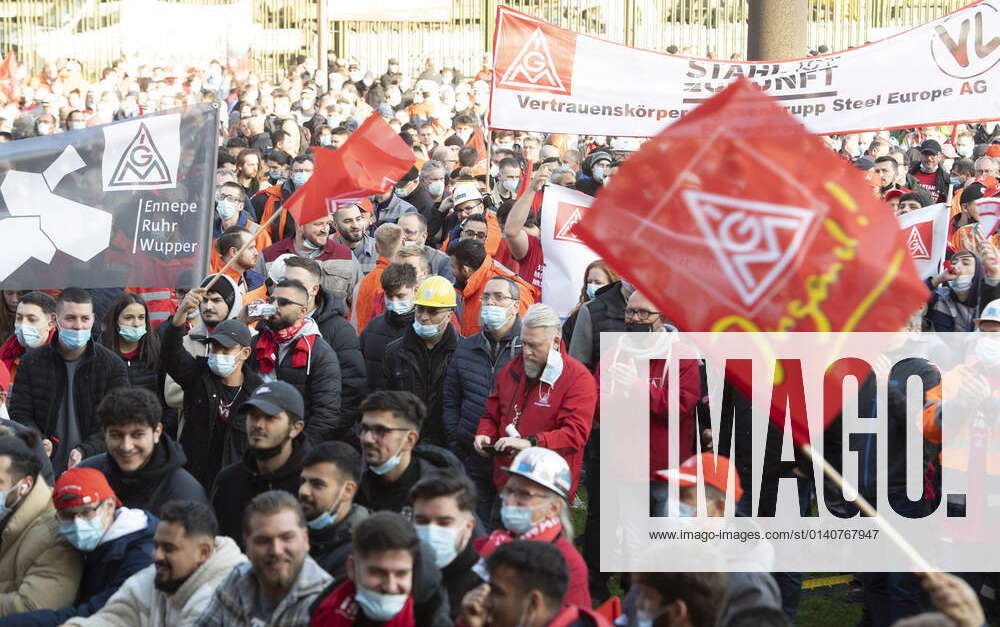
[262, 215, 361, 308]
[475, 305, 596, 505]
[210, 382, 309, 544]
[64, 501, 246, 627]
[250, 279, 344, 442]
[332, 203, 378, 275]
[194, 491, 331, 627]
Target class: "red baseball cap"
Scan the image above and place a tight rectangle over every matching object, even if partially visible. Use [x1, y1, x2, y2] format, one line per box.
[52, 467, 120, 511]
[883, 188, 913, 202]
[654, 453, 744, 502]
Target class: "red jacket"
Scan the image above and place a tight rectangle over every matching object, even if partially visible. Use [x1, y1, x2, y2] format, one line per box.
[476, 345, 596, 501]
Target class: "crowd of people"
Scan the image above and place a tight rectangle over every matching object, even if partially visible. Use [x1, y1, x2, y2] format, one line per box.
[0, 50, 996, 627]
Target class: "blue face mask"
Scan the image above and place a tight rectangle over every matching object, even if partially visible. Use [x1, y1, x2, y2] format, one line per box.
[59, 327, 91, 350]
[416, 523, 461, 568]
[586, 283, 600, 300]
[500, 503, 538, 535]
[479, 305, 510, 331]
[412, 319, 442, 340]
[307, 485, 347, 530]
[951, 176, 963, 188]
[394, 186, 409, 199]
[59, 516, 106, 552]
[385, 299, 414, 315]
[0, 480, 24, 521]
[207, 352, 239, 378]
[14, 325, 43, 349]
[291, 172, 311, 188]
[354, 576, 409, 621]
[118, 325, 146, 343]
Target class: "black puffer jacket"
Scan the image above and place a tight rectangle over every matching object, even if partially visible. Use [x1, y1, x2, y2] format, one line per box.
[78, 435, 207, 516]
[250, 319, 345, 443]
[383, 325, 459, 448]
[161, 322, 262, 488]
[119, 354, 161, 397]
[360, 310, 412, 392]
[308, 503, 369, 581]
[356, 444, 463, 514]
[211, 437, 309, 543]
[442, 529, 486, 619]
[442, 320, 522, 457]
[9, 337, 128, 459]
[311, 288, 367, 429]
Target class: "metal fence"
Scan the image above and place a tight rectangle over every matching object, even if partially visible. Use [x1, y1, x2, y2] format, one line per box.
[0, 0, 971, 80]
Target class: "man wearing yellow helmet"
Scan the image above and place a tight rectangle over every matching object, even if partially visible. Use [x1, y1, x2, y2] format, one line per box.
[382, 276, 460, 448]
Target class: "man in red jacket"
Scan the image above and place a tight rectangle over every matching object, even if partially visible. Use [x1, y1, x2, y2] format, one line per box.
[474, 304, 596, 502]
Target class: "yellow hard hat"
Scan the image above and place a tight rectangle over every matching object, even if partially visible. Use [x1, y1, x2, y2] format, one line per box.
[414, 276, 457, 308]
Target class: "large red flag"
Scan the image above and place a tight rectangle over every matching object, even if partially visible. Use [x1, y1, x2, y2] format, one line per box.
[575, 77, 929, 445]
[285, 114, 415, 226]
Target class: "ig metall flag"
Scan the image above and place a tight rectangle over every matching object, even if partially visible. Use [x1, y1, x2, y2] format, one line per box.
[0, 103, 218, 289]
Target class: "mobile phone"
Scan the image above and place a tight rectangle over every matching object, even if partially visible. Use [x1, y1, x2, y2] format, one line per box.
[248, 302, 277, 317]
[480, 444, 497, 456]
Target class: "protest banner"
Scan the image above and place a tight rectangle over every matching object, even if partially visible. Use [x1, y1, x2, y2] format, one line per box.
[285, 113, 415, 226]
[491, 1, 1000, 136]
[539, 185, 599, 318]
[899, 203, 950, 279]
[0, 104, 217, 290]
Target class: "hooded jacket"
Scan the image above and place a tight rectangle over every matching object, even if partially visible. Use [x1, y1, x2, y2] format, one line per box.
[356, 444, 464, 514]
[65, 537, 247, 627]
[442, 318, 523, 457]
[307, 504, 369, 582]
[0, 480, 83, 615]
[210, 437, 309, 544]
[908, 161, 950, 204]
[193, 555, 332, 627]
[9, 336, 129, 461]
[0, 508, 157, 627]
[360, 311, 413, 392]
[382, 324, 460, 448]
[251, 318, 344, 443]
[926, 252, 1000, 331]
[311, 288, 367, 430]
[78, 435, 208, 516]
[161, 321, 262, 488]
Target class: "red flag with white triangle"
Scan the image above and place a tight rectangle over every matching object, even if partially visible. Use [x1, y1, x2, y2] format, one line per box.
[573, 77, 929, 445]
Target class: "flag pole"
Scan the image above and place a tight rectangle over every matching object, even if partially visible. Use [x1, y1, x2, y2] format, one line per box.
[799, 442, 934, 572]
[202, 207, 285, 292]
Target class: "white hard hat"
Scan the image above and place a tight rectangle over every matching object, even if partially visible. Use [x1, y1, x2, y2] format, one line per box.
[977, 298, 1000, 324]
[452, 183, 482, 207]
[503, 447, 572, 500]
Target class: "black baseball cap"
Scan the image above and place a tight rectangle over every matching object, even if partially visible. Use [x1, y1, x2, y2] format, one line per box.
[919, 139, 943, 155]
[206, 319, 252, 349]
[240, 381, 304, 419]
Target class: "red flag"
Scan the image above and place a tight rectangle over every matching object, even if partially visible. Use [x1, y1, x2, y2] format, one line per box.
[574, 77, 929, 445]
[284, 114, 415, 226]
[0, 50, 19, 103]
[469, 126, 489, 174]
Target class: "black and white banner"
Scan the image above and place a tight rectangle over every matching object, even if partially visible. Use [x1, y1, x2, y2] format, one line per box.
[0, 104, 217, 289]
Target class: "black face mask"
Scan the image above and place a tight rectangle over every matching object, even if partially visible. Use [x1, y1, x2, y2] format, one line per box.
[624, 322, 653, 333]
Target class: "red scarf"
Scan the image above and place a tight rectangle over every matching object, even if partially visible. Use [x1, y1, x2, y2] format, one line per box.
[0, 327, 54, 370]
[275, 318, 306, 343]
[254, 325, 316, 374]
[310, 580, 415, 627]
[479, 516, 563, 557]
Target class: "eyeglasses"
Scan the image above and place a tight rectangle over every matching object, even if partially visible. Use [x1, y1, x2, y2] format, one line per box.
[56, 503, 103, 522]
[462, 229, 488, 241]
[500, 487, 549, 502]
[217, 193, 242, 203]
[356, 422, 411, 439]
[269, 296, 305, 308]
[624, 308, 662, 322]
[481, 292, 515, 304]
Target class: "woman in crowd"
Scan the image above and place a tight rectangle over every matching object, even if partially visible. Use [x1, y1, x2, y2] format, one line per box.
[101, 292, 162, 397]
